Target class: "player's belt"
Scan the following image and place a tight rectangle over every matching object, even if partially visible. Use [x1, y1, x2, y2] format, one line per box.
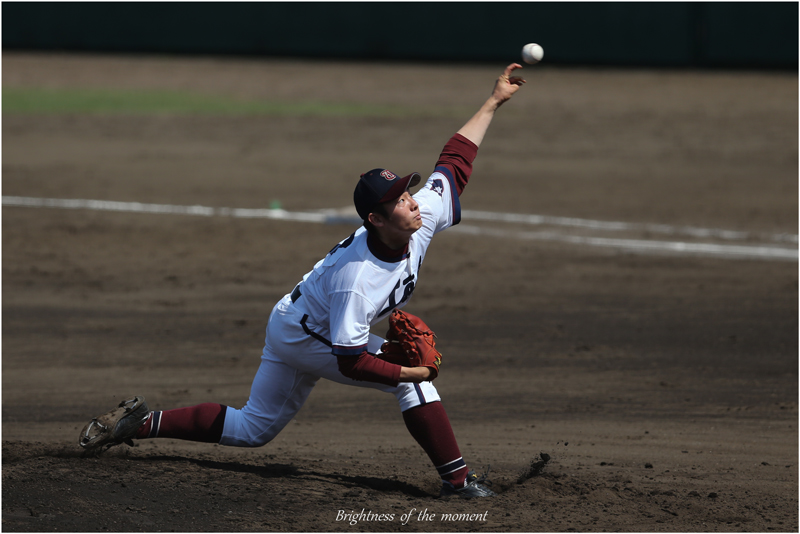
[291, 284, 302, 303]
[300, 314, 332, 348]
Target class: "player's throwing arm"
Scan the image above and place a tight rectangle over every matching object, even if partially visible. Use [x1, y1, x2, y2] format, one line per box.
[456, 63, 526, 148]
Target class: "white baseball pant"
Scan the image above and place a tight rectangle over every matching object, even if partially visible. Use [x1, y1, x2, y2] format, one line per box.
[220, 294, 440, 447]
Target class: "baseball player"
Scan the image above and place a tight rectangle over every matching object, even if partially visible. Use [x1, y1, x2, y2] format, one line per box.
[80, 64, 526, 498]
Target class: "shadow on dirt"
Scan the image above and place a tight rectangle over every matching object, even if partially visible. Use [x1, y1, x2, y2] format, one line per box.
[303, 470, 432, 498]
[127, 453, 301, 477]
[128, 454, 431, 497]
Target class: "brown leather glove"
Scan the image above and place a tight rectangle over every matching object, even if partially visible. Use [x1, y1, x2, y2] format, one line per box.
[379, 310, 442, 380]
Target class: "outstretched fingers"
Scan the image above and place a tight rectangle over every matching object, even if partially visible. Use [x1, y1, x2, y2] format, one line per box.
[502, 63, 526, 85]
[503, 63, 523, 77]
[493, 63, 526, 103]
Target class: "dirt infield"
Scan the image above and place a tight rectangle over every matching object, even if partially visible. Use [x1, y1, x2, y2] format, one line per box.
[2, 52, 797, 532]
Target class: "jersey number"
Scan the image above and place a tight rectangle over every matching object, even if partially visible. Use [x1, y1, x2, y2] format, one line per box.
[328, 232, 356, 256]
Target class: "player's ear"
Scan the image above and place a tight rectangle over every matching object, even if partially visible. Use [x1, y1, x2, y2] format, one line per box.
[367, 211, 385, 228]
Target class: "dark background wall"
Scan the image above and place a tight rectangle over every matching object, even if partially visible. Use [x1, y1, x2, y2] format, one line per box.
[2, 2, 797, 68]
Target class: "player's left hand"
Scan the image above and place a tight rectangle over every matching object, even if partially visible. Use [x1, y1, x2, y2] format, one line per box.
[379, 310, 442, 381]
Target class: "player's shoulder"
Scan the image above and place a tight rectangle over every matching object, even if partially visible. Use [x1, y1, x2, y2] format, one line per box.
[328, 226, 367, 254]
[329, 228, 372, 263]
[414, 171, 450, 201]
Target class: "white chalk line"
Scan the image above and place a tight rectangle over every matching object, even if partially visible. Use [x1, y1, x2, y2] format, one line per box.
[451, 225, 797, 261]
[3, 195, 796, 262]
[461, 209, 797, 245]
[1, 196, 332, 223]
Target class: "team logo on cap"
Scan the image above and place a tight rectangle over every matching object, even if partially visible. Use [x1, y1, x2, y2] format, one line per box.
[380, 170, 397, 181]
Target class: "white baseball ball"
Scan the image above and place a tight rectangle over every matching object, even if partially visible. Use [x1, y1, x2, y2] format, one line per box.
[522, 43, 544, 65]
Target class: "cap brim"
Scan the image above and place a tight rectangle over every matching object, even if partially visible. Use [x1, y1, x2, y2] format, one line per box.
[378, 172, 421, 204]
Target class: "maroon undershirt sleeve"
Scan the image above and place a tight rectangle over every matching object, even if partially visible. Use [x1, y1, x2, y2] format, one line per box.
[337, 351, 402, 387]
[434, 133, 479, 196]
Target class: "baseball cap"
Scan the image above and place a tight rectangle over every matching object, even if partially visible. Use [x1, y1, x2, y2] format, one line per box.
[354, 168, 421, 220]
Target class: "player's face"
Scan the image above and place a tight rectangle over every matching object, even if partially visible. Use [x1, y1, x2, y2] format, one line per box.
[384, 191, 423, 234]
[370, 191, 422, 248]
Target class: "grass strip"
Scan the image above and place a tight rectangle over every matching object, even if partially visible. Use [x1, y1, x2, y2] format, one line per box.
[2, 87, 463, 118]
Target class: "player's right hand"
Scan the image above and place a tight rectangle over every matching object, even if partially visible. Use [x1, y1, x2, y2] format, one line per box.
[492, 63, 526, 105]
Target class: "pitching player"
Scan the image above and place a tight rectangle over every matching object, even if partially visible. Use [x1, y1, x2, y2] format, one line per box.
[80, 64, 526, 498]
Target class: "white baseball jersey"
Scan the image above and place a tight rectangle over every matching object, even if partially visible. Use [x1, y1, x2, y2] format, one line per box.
[294, 169, 461, 358]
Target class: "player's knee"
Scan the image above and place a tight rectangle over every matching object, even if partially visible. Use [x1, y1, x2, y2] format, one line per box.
[237, 421, 278, 447]
[239, 434, 273, 448]
[221, 429, 275, 448]
[220, 410, 279, 447]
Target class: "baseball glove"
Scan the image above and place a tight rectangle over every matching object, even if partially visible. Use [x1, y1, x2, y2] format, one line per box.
[379, 309, 442, 380]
